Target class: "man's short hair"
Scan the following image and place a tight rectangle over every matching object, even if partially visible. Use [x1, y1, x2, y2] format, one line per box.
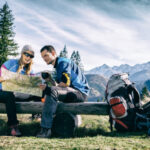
[40, 45, 56, 53]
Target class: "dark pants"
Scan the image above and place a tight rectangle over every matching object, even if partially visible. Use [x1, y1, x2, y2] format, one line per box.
[0, 91, 18, 126]
[0, 90, 41, 126]
[41, 86, 87, 129]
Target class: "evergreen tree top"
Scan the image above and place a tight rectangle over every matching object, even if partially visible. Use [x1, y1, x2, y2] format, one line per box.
[59, 45, 68, 58]
[0, 2, 18, 66]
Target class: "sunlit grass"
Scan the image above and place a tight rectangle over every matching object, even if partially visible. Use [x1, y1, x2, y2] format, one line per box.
[0, 114, 150, 150]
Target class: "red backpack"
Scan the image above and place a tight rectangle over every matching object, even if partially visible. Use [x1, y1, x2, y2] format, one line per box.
[105, 73, 141, 131]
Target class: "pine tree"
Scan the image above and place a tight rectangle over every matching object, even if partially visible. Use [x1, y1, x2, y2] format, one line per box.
[141, 86, 149, 99]
[70, 50, 76, 62]
[0, 3, 18, 66]
[75, 51, 81, 65]
[59, 45, 68, 58]
[59, 51, 63, 57]
[70, 51, 84, 72]
[75, 51, 84, 72]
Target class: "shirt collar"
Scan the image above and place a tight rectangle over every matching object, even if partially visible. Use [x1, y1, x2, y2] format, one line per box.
[54, 57, 59, 68]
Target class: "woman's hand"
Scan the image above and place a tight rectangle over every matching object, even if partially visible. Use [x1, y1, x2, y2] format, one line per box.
[0, 77, 5, 83]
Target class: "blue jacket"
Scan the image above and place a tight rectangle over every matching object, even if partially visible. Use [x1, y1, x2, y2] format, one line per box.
[0, 59, 33, 90]
[54, 57, 90, 95]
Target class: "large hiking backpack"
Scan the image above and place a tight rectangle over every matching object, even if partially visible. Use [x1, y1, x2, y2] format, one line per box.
[136, 101, 150, 134]
[105, 73, 141, 131]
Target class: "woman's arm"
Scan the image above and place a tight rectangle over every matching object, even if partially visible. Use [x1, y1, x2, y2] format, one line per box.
[0, 62, 9, 83]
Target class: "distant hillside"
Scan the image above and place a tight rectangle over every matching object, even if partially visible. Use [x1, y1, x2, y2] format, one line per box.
[86, 61, 150, 79]
[86, 61, 150, 95]
[134, 79, 150, 96]
[85, 74, 108, 102]
[130, 70, 150, 82]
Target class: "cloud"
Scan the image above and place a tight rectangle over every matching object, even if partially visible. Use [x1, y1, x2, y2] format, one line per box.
[1, 0, 150, 71]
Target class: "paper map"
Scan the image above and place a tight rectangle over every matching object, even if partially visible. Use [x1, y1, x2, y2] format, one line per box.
[1, 68, 43, 97]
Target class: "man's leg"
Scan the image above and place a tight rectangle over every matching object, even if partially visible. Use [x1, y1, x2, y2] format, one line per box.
[37, 87, 58, 138]
[41, 96, 57, 129]
[65, 88, 87, 103]
[40, 86, 86, 128]
[37, 86, 87, 138]
[54, 86, 87, 103]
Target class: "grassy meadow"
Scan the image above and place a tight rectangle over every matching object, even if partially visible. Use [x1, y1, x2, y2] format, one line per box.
[0, 114, 150, 150]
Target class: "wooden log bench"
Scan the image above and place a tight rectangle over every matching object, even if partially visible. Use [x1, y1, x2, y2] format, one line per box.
[0, 102, 109, 137]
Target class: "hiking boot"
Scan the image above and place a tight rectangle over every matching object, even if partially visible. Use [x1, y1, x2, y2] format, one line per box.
[10, 125, 21, 136]
[36, 128, 51, 138]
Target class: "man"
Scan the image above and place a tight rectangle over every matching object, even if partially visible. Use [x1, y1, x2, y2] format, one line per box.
[37, 45, 89, 138]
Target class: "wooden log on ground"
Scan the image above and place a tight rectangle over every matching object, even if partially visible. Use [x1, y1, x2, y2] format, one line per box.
[0, 102, 109, 115]
[0, 102, 108, 138]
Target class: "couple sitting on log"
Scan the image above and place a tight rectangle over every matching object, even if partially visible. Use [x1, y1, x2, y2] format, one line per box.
[0, 45, 90, 138]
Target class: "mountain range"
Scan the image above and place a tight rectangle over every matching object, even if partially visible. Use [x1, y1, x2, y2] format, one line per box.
[86, 61, 150, 101]
[85, 74, 107, 101]
[86, 61, 150, 78]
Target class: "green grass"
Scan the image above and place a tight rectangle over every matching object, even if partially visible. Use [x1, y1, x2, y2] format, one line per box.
[0, 114, 150, 150]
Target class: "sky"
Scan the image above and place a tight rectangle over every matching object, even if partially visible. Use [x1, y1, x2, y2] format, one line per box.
[1, 0, 150, 72]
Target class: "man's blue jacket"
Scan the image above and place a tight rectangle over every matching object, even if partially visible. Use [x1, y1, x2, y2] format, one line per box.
[54, 57, 90, 96]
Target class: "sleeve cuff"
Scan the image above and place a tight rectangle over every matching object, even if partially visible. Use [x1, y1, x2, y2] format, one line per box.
[61, 73, 70, 86]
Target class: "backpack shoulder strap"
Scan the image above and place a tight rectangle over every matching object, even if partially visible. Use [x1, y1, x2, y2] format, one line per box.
[127, 84, 141, 108]
[109, 113, 113, 132]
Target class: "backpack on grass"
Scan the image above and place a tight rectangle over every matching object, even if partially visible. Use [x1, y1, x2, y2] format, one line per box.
[105, 73, 141, 131]
[136, 101, 150, 135]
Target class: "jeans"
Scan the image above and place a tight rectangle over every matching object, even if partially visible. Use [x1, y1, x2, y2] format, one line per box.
[0, 90, 41, 126]
[41, 86, 87, 129]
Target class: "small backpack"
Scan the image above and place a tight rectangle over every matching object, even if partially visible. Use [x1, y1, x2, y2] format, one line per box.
[105, 73, 141, 131]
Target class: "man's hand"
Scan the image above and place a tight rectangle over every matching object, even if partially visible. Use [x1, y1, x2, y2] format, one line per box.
[0, 77, 5, 83]
[58, 82, 68, 87]
[39, 84, 46, 91]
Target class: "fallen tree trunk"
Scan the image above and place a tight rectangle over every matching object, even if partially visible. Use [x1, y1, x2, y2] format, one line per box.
[0, 102, 109, 115]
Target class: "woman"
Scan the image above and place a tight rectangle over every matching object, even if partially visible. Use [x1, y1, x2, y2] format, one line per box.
[0, 45, 36, 136]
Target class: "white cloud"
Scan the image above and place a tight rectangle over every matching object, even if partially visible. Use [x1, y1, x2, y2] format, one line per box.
[2, 0, 150, 71]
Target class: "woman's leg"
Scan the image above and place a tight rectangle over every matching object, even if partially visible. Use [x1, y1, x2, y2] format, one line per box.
[0, 90, 19, 126]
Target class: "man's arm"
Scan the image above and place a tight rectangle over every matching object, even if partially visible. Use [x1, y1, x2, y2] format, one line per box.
[58, 73, 70, 87]
[57, 60, 71, 87]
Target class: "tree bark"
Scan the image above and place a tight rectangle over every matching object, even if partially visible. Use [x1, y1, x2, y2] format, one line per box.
[0, 102, 109, 115]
